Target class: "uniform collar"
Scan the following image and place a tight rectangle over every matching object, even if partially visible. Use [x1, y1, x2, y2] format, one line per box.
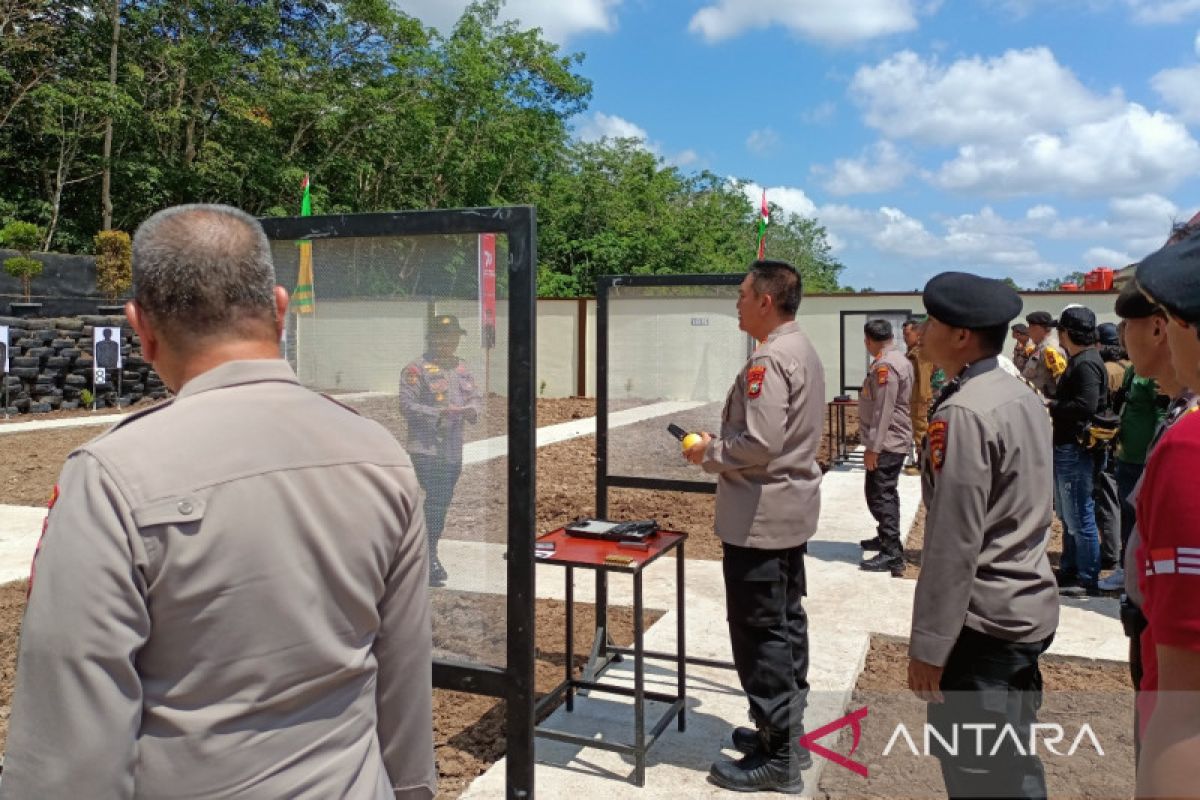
[960, 356, 1000, 383]
[176, 359, 300, 400]
[764, 320, 799, 342]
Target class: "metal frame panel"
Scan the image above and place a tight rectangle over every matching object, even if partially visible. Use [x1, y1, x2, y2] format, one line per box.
[838, 307, 913, 395]
[260, 207, 537, 800]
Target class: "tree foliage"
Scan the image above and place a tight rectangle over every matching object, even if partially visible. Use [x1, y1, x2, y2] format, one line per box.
[0, 0, 843, 296]
[1, 219, 45, 300]
[94, 228, 132, 300]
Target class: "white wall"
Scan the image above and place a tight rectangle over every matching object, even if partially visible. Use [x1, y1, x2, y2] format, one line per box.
[291, 291, 1120, 403]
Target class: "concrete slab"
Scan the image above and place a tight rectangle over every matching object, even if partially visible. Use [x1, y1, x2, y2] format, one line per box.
[0, 414, 121, 435]
[0, 504, 45, 584]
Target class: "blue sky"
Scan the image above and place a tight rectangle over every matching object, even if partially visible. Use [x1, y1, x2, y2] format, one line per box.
[396, 1, 1200, 290]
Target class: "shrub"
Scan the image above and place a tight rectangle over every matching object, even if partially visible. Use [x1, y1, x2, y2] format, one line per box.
[1, 220, 45, 302]
[94, 230, 132, 301]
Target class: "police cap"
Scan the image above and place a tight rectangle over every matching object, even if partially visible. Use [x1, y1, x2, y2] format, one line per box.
[1026, 310, 1055, 328]
[429, 314, 467, 337]
[1096, 322, 1120, 346]
[1114, 280, 1158, 319]
[1135, 227, 1200, 323]
[1059, 306, 1096, 336]
[922, 272, 1023, 329]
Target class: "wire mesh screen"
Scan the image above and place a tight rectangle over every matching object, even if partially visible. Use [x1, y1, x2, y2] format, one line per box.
[605, 284, 752, 484]
[840, 309, 912, 394]
[271, 231, 511, 668]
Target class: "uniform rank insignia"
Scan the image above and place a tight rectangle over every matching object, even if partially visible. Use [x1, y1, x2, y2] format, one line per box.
[877, 365, 889, 386]
[928, 420, 948, 471]
[1044, 347, 1066, 378]
[747, 365, 766, 399]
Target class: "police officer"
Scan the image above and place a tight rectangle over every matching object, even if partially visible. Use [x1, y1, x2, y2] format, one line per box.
[399, 314, 482, 587]
[1022, 310, 1067, 397]
[1011, 323, 1034, 372]
[858, 319, 914, 576]
[684, 259, 825, 793]
[902, 317, 934, 471]
[0, 205, 436, 799]
[907, 272, 1060, 800]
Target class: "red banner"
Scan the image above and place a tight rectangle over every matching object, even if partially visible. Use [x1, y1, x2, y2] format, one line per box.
[479, 233, 497, 349]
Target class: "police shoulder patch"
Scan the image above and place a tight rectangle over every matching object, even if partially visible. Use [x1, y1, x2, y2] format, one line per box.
[747, 365, 767, 399]
[928, 419, 948, 472]
[876, 364, 889, 386]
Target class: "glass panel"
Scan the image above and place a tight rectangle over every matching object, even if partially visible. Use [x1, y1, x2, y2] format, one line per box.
[605, 284, 750, 484]
[271, 231, 510, 668]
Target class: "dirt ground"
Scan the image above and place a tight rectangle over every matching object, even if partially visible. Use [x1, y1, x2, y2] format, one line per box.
[0, 397, 1129, 796]
[816, 636, 1134, 799]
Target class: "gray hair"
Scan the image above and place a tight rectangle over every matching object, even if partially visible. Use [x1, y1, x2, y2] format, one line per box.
[132, 204, 276, 337]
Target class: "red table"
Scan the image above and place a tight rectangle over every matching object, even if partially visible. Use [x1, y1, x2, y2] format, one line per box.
[532, 527, 687, 787]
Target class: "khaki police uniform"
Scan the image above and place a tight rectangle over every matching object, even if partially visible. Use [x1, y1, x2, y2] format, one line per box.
[701, 319, 825, 749]
[399, 352, 482, 576]
[906, 344, 935, 448]
[1, 360, 436, 799]
[1012, 340, 1035, 373]
[913, 357, 1060, 798]
[1021, 340, 1066, 398]
[859, 344, 913, 569]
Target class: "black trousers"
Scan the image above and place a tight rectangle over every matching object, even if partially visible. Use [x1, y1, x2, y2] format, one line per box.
[722, 542, 809, 740]
[928, 628, 1053, 800]
[1092, 450, 1120, 567]
[410, 453, 462, 559]
[865, 450, 906, 561]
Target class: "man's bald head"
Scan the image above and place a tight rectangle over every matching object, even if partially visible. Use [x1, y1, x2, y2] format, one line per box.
[132, 204, 277, 344]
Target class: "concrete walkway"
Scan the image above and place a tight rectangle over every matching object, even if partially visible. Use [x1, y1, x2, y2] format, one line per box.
[458, 465, 1126, 798]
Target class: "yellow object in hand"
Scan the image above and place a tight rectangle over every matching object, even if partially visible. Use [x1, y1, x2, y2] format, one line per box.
[682, 433, 703, 450]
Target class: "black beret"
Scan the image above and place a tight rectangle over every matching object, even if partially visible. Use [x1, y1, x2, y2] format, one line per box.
[1026, 310, 1055, 327]
[1136, 227, 1200, 323]
[1114, 280, 1158, 319]
[1059, 305, 1096, 335]
[922, 272, 1023, 329]
[1097, 322, 1120, 346]
[1011, 323, 1029, 334]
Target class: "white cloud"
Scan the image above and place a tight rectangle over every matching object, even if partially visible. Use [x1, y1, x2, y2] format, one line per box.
[575, 112, 650, 144]
[933, 104, 1200, 196]
[574, 113, 699, 168]
[689, 0, 916, 45]
[801, 101, 837, 124]
[850, 48, 1124, 147]
[746, 128, 781, 155]
[739, 181, 819, 218]
[1196, 28, 1200, 55]
[1083, 246, 1132, 267]
[1026, 204, 1058, 221]
[820, 141, 913, 195]
[1152, 64, 1200, 122]
[393, 0, 621, 42]
[1124, 0, 1200, 24]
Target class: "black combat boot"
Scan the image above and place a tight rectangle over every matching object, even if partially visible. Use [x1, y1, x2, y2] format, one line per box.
[859, 536, 883, 550]
[860, 551, 904, 577]
[731, 727, 813, 768]
[429, 556, 448, 587]
[710, 729, 806, 794]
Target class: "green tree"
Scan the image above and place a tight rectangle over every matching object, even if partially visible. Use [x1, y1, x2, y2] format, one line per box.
[94, 228, 132, 301]
[1, 220, 45, 300]
[1036, 271, 1086, 291]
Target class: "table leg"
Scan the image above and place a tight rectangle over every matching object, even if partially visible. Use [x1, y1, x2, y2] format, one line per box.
[634, 571, 646, 787]
[676, 543, 686, 732]
[566, 565, 574, 712]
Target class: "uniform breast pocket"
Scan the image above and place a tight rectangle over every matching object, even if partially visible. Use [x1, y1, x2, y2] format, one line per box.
[132, 493, 209, 584]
